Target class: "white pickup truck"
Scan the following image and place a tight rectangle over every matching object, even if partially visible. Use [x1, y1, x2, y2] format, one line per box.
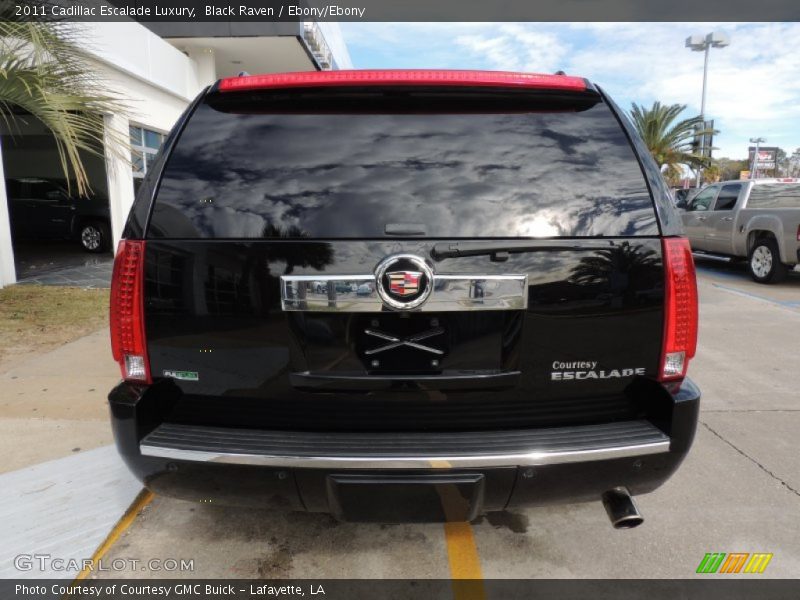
[680, 179, 800, 283]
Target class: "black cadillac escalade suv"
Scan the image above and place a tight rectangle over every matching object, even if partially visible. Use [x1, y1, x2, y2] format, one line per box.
[108, 70, 700, 526]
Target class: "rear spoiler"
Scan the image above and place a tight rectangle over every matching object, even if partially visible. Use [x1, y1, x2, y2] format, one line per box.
[216, 69, 591, 94]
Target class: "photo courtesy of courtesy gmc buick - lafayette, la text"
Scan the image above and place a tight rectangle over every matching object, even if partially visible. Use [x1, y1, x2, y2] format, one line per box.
[108, 70, 700, 527]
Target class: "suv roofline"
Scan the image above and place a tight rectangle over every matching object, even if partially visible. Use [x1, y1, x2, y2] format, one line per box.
[216, 69, 592, 94]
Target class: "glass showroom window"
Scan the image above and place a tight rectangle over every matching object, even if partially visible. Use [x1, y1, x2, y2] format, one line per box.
[130, 125, 165, 196]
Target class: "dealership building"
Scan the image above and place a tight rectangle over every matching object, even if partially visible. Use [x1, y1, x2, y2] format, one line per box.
[0, 19, 351, 287]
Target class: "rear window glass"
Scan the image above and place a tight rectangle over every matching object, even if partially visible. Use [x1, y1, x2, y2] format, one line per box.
[747, 183, 800, 208]
[148, 92, 657, 239]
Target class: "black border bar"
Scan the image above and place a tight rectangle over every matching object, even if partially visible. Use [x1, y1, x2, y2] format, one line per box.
[9, 0, 800, 22]
[3, 579, 800, 600]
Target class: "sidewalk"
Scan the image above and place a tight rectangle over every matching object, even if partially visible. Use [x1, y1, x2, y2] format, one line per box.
[0, 328, 142, 579]
[0, 329, 120, 472]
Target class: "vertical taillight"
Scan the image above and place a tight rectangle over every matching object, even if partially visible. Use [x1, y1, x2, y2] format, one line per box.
[659, 237, 698, 383]
[110, 240, 151, 383]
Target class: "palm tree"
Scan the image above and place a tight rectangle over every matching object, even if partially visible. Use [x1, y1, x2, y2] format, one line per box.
[703, 163, 721, 183]
[0, 1, 126, 197]
[629, 102, 714, 187]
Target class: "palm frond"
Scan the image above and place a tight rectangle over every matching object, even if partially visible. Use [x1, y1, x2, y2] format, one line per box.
[0, 2, 128, 196]
[629, 101, 718, 175]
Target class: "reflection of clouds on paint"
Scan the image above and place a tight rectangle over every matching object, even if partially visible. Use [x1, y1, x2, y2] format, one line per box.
[518, 211, 561, 237]
[150, 101, 658, 239]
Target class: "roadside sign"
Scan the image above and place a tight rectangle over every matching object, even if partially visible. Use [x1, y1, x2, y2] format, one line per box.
[748, 147, 778, 170]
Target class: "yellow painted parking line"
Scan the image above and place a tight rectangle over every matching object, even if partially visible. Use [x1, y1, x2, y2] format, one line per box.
[430, 460, 485, 600]
[72, 488, 154, 582]
[445, 520, 485, 576]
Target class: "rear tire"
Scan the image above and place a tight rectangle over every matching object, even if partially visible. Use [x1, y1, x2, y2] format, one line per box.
[79, 220, 111, 253]
[748, 238, 787, 283]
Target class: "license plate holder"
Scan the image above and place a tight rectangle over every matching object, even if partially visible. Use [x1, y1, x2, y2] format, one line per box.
[356, 314, 450, 373]
[327, 473, 485, 522]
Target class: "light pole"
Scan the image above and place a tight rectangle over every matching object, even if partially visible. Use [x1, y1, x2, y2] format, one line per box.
[749, 137, 766, 180]
[686, 31, 730, 187]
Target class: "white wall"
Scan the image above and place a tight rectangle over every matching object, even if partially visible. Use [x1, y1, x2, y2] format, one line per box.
[80, 22, 202, 101]
[78, 23, 197, 250]
[0, 139, 14, 287]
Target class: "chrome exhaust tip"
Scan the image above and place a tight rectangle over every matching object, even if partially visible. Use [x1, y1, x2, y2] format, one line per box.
[602, 487, 643, 529]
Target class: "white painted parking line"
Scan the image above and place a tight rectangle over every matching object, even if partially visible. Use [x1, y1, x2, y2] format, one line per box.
[0, 445, 141, 579]
[710, 282, 800, 311]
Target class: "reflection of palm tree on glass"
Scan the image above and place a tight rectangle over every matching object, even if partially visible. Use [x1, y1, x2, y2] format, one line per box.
[244, 224, 334, 311]
[569, 243, 659, 305]
[260, 224, 333, 274]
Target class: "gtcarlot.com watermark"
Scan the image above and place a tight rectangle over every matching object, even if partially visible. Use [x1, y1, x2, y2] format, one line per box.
[14, 553, 194, 573]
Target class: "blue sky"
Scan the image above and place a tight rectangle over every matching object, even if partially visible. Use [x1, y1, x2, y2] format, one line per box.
[338, 22, 800, 159]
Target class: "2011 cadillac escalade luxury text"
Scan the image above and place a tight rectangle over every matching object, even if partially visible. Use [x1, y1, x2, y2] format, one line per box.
[108, 70, 700, 526]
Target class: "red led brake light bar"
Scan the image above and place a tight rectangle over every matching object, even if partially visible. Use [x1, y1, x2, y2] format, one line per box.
[218, 70, 588, 93]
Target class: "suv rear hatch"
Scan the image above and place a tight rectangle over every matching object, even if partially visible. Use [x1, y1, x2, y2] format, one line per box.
[128, 72, 676, 433]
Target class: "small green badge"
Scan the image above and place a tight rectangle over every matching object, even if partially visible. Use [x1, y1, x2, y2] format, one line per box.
[163, 370, 199, 381]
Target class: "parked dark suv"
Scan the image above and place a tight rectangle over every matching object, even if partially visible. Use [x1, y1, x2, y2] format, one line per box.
[6, 177, 112, 252]
[109, 70, 700, 526]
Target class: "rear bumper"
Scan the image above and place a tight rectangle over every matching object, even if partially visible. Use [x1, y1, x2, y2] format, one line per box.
[109, 378, 700, 521]
[139, 420, 670, 470]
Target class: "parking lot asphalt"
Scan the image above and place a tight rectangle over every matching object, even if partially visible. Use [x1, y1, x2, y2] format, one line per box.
[2, 261, 800, 578]
[44, 262, 800, 580]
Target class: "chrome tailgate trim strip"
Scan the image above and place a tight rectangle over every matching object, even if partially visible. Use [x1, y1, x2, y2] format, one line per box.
[280, 273, 528, 312]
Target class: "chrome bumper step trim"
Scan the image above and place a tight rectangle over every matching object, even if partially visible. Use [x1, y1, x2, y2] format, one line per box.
[140, 420, 670, 469]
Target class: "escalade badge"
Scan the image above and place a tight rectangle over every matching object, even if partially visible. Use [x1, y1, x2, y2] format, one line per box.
[374, 254, 434, 310]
